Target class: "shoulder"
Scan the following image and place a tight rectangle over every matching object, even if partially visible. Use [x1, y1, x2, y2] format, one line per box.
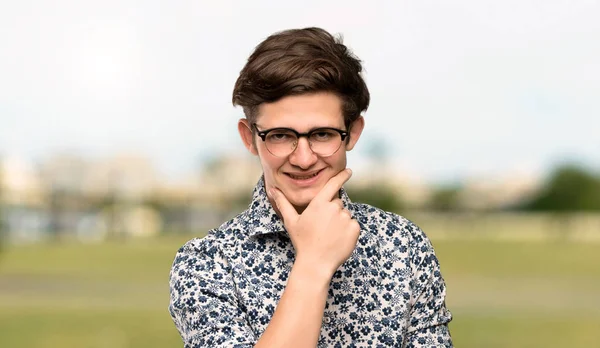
[351, 202, 437, 259]
[173, 233, 219, 263]
[351, 202, 427, 238]
[169, 232, 224, 283]
[170, 209, 252, 272]
[180, 210, 250, 250]
[169, 228, 240, 305]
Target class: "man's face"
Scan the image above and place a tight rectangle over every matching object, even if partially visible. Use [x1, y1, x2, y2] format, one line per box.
[238, 92, 364, 212]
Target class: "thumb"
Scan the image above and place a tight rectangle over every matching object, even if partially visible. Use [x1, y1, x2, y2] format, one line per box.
[270, 188, 298, 223]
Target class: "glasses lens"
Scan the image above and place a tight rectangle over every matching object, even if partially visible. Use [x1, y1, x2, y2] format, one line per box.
[265, 129, 297, 157]
[263, 128, 344, 157]
[310, 129, 343, 156]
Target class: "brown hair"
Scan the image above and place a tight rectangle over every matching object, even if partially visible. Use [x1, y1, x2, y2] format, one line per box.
[232, 27, 370, 128]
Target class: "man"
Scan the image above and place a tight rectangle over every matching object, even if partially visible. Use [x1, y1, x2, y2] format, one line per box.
[169, 27, 453, 347]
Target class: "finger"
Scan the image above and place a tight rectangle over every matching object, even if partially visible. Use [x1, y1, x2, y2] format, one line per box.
[341, 209, 352, 219]
[332, 198, 344, 210]
[317, 168, 352, 202]
[270, 188, 298, 222]
[349, 220, 361, 235]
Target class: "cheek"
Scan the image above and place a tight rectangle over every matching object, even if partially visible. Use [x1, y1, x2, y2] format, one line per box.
[327, 152, 347, 169]
[258, 150, 286, 174]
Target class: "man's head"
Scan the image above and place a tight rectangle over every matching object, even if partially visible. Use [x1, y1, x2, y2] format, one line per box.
[233, 27, 370, 212]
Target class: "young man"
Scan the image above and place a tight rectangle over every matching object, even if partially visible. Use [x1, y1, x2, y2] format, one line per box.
[169, 27, 453, 347]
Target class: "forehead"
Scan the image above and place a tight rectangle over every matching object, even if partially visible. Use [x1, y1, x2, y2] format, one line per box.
[256, 92, 344, 129]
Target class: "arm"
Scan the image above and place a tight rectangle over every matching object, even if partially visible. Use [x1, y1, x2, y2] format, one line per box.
[169, 238, 256, 347]
[257, 169, 359, 347]
[254, 257, 331, 348]
[404, 225, 453, 347]
[170, 238, 334, 348]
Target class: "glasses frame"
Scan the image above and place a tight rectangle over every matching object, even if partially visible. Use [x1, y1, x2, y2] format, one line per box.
[252, 123, 349, 158]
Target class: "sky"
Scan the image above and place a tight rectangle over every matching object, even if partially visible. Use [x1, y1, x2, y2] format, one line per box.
[1, 0, 599, 184]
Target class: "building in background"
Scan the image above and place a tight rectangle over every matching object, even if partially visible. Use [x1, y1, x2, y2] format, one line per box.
[0, 156, 48, 243]
[4, 150, 596, 244]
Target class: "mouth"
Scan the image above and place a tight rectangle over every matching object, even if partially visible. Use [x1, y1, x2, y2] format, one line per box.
[284, 168, 325, 184]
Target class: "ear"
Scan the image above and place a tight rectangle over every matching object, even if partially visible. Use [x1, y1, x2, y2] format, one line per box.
[345, 116, 365, 151]
[238, 119, 258, 156]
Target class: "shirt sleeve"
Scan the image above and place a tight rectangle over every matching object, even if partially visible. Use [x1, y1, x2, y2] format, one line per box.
[404, 223, 453, 347]
[169, 237, 257, 348]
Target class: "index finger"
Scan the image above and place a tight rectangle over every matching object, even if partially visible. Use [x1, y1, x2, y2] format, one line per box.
[316, 168, 352, 202]
[269, 187, 299, 223]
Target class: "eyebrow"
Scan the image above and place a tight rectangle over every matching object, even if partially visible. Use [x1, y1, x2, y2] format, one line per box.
[258, 125, 344, 132]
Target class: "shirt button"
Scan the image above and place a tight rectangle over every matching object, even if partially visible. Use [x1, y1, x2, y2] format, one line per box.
[323, 317, 331, 324]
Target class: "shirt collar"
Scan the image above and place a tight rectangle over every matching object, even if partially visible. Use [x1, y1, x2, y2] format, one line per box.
[244, 175, 353, 238]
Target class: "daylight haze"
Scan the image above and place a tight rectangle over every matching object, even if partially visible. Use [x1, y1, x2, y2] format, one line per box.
[1, 0, 598, 184]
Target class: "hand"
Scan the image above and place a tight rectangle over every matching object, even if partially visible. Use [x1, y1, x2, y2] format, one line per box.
[270, 169, 361, 278]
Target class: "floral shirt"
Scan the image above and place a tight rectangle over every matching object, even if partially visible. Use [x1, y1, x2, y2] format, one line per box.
[169, 177, 453, 347]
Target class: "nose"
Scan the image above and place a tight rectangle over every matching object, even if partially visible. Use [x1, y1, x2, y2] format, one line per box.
[288, 137, 318, 169]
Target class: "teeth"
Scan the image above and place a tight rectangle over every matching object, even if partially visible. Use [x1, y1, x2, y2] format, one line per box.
[289, 172, 319, 180]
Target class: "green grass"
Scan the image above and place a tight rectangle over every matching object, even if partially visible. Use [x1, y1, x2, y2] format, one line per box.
[0, 237, 187, 282]
[0, 307, 181, 348]
[1, 235, 600, 347]
[450, 313, 600, 348]
[435, 239, 600, 347]
[434, 239, 600, 278]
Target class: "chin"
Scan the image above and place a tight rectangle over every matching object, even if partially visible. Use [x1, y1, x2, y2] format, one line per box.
[285, 190, 318, 209]
[272, 173, 329, 207]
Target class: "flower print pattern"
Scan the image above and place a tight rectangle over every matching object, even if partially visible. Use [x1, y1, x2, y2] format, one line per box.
[169, 176, 453, 347]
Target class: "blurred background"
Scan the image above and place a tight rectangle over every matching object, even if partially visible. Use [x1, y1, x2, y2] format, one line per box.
[1, 1, 599, 347]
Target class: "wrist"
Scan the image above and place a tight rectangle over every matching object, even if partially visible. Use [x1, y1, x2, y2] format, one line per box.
[292, 255, 335, 286]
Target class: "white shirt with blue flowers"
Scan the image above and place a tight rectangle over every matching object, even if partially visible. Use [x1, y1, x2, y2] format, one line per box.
[169, 177, 453, 347]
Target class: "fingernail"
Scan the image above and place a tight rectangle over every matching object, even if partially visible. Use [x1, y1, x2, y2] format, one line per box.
[346, 168, 352, 175]
[269, 188, 278, 197]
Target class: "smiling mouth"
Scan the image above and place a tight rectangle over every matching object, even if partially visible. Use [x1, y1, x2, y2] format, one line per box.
[286, 169, 323, 180]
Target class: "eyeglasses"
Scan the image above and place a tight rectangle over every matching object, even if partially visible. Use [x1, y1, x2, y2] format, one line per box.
[253, 123, 348, 158]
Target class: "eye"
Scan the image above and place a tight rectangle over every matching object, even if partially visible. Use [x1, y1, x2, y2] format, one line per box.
[266, 130, 295, 143]
[311, 129, 336, 141]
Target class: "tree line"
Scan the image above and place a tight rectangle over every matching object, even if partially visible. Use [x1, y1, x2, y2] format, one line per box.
[347, 164, 600, 213]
